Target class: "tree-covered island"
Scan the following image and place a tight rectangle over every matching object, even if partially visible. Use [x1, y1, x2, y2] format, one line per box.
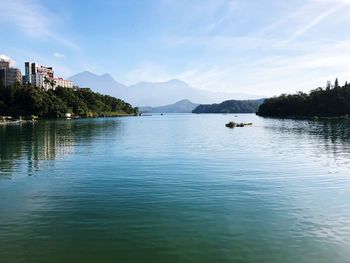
[0, 83, 138, 119]
[193, 99, 265, 114]
[257, 79, 350, 118]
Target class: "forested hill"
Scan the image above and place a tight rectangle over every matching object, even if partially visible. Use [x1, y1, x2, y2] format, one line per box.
[139, 99, 199, 113]
[192, 99, 265, 114]
[0, 84, 138, 118]
[257, 80, 350, 118]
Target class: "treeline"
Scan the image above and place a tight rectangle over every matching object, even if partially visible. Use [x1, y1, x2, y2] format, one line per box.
[193, 99, 265, 114]
[0, 83, 138, 118]
[257, 79, 350, 117]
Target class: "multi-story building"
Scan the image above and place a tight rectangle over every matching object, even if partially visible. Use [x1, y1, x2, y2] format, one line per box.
[29, 62, 55, 90]
[0, 60, 10, 69]
[25, 61, 73, 90]
[24, 62, 32, 84]
[0, 59, 22, 88]
[36, 65, 54, 79]
[31, 73, 49, 90]
[54, 78, 73, 89]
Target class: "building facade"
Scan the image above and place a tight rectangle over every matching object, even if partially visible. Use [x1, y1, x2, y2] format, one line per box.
[24, 62, 32, 84]
[28, 62, 55, 90]
[25, 61, 73, 90]
[31, 73, 50, 90]
[36, 65, 54, 79]
[0, 59, 22, 88]
[54, 78, 73, 89]
[0, 58, 75, 90]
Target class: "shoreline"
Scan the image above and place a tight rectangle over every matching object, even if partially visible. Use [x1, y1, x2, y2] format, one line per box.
[0, 114, 138, 125]
[256, 113, 350, 120]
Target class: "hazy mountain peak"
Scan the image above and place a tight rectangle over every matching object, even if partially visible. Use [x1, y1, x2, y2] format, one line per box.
[100, 73, 114, 79]
[166, 78, 186, 84]
[69, 71, 122, 84]
[68, 71, 127, 98]
[69, 70, 262, 107]
[175, 99, 196, 104]
[70, 71, 115, 80]
[73, 70, 98, 78]
[138, 99, 199, 113]
[132, 78, 187, 87]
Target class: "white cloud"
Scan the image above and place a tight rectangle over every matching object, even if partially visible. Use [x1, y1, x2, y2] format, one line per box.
[154, 0, 350, 95]
[53, 52, 65, 58]
[258, 0, 350, 42]
[127, 36, 350, 97]
[202, 0, 238, 33]
[126, 64, 173, 84]
[286, 1, 349, 42]
[194, 41, 350, 95]
[0, 0, 79, 49]
[0, 54, 16, 67]
[2, 0, 349, 96]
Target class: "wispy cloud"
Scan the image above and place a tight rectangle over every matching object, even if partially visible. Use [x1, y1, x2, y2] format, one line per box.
[2, 0, 349, 96]
[130, 36, 350, 96]
[0, 0, 79, 49]
[53, 52, 65, 58]
[0, 54, 16, 67]
[202, 0, 238, 34]
[151, 0, 350, 96]
[126, 64, 173, 84]
[258, 0, 350, 42]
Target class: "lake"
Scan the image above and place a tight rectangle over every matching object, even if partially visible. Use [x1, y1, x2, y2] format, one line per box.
[1, 114, 350, 263]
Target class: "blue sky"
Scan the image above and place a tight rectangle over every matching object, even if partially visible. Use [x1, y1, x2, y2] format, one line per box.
[1, 0, 350, 96]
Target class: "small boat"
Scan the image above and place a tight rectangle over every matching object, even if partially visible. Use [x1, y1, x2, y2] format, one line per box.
[225, 122, 253, 128]
[225, 122, 236, 128]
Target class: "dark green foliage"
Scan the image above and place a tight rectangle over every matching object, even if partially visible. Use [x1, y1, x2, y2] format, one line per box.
[257, 80, 350, 118]
[0, 84, 138, 118]
[192, 99, 265, 114]
[335, 78, 339, 89]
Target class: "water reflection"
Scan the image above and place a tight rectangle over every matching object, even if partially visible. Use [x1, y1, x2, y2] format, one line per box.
[264, 118, 350, 159]
[1, 115, 350, 263]
[0, 119, 123, 177]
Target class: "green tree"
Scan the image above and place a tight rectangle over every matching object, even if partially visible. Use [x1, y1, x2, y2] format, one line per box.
[0, 84, 138, 118]
[257, 80, 350, 118]
[335, 78, 339, 88]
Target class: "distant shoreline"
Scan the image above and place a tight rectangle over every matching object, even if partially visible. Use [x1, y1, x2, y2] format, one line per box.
[257, 79, 350, 118]
[0, 114, 137, 124]
[256, 113, 350, 120]
[0, 84, 138, 119]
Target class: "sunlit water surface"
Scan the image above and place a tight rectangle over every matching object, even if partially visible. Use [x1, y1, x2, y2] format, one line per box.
[1, 114, 350, 262]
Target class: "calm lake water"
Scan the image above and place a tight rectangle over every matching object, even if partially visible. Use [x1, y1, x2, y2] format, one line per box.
[1, 114, 350, 263]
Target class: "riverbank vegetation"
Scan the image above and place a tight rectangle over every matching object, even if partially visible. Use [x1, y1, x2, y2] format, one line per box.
[193, 99, 265, 114]
[0, 83, 138, 118]
[257, 79, 350, 118]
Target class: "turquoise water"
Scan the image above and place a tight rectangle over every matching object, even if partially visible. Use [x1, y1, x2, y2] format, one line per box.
[1, 114, 350, 262]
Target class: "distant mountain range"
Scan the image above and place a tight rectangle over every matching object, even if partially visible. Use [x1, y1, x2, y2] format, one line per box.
[68, 71, 127, 98]
[192, 99, 265, 114]
[69, 71, 262, 107]
[138, 99, 199, 113]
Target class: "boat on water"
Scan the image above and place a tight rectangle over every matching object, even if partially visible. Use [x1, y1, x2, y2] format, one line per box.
[225, 121, 253, 128]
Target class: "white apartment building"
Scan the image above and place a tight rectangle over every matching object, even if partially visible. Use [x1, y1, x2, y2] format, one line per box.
[31, 73, 53, 90]
[25, 62, 74, 90]
[54, 78, 73, 89]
